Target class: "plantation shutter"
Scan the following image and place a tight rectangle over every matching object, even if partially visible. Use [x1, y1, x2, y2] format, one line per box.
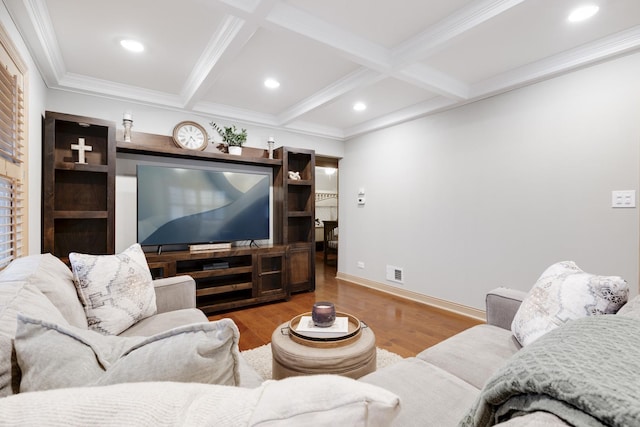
[0, 23, 27, 269]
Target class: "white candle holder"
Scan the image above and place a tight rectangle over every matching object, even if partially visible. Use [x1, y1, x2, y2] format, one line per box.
[267, 136, 275, 159]
[123, 117, 133, 143]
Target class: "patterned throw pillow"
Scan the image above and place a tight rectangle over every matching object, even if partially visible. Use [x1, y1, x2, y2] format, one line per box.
[69, 243, 156, 335]
[511, 261, 628, 346]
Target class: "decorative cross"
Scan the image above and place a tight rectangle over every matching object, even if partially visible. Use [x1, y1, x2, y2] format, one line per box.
[71, 138, 92, 164]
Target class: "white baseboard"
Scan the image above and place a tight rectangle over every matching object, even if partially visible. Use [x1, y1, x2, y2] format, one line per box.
[336, 272, 486, 322]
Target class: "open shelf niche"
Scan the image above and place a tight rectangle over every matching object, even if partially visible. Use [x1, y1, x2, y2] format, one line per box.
[42, 111, 116, 261]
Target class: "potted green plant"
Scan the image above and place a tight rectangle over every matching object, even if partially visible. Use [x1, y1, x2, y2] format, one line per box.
[210, 122, 247, 155]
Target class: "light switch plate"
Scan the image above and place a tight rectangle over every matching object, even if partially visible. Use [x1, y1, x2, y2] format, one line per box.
[612, 190, 636, 208]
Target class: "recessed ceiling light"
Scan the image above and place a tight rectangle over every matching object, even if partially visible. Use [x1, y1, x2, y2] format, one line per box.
[353, 102, 367, 111]
[264, 78, 280, 89]
[324, 167, 337, 175]
[120, 39, 144, 53]
[568, 5, 599, 22]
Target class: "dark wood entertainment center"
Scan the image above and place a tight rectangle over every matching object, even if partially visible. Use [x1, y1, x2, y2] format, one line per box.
[42, 112, 315, 314]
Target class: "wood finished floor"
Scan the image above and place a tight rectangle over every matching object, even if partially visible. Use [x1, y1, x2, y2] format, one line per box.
[208, 253, 482, 358]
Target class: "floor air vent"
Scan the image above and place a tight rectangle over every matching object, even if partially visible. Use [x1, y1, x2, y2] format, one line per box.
[386, 265, 404, 284]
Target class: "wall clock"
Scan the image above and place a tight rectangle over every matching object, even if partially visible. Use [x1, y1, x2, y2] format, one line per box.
[172, 121, 208, 151]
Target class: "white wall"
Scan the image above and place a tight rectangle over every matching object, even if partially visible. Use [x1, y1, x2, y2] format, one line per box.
[44, 92, 345, 251]
[0, 3, 48, 256]
[340, 52, 640, 310]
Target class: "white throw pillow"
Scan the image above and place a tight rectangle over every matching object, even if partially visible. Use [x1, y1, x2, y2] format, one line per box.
[15, 314, 241, 392]
[0, 253, 88, 328]
[0, 377, 400, 427]
[69, 243, 156, 335]
[511, 261, 628, 346]
[0, 283, 70, 397]
[617, 295, 640, 320]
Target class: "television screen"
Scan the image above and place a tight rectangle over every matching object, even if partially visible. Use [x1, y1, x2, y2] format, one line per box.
[137, 165, 270, 246]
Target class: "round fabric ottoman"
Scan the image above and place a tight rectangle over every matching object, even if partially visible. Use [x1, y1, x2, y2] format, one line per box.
[271, 321, 376, 380]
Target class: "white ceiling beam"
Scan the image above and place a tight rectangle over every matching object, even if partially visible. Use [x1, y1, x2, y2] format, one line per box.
[346, 26, 640, 139]
[471, 25, 640, 98]
[392, 0, 526, 66]
[182, 0, 282, 108]
[265, 2, 469, 107]
[180, 15, 248, 108]
[394, 63, 470, 100]
[277, 68, 385, 125]
[266, 2, 391, 70]
[215, 0, 263, 14]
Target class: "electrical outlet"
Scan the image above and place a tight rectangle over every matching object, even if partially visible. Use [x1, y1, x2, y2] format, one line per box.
[357, 261, 365, 269]
[612, 190, 636, 208]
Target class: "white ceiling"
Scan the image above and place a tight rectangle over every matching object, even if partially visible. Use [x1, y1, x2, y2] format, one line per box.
[5, 0, 640, 140]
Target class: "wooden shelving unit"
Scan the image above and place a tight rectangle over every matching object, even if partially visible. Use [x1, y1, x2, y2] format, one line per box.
[145, 245, 288, 314]
[41, 117, 316, 311]
[42, 112, 116, 260]
[274, 147, 316, 293]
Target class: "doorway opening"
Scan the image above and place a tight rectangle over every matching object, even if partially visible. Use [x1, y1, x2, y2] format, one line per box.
[315, 156, 339, 270]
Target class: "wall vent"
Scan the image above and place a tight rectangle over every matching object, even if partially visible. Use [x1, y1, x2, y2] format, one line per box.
[386, 265, 404, 284]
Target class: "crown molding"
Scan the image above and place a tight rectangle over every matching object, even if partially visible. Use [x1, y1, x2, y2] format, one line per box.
[283, 120, 344, 140]
[472, 25, 640, 98]
[194, 101, 344, 140]
[6, 0, 639, 143]
[57, 73, 184, 107]
[344, 96, 458, 139]
[4, 0, 65, 85]
[193, 100, 280, 126]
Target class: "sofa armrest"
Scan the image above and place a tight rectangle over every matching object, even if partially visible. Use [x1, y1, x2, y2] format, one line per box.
[153, 275, 196, 314]
[485, 287, 527, 330]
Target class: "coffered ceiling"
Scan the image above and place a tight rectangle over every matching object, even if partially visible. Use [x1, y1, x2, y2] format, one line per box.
[5, 0, 640, 140]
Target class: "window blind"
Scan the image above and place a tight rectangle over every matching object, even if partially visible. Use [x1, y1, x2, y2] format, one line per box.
[0, 23, 27, 269]
[0, 176, 22, 267]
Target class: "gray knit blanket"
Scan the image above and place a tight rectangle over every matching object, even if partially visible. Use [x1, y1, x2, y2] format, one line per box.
[460, 315, 640, 426]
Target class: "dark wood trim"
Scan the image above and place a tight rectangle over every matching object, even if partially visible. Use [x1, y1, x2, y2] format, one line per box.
[116, 131, 282, 167]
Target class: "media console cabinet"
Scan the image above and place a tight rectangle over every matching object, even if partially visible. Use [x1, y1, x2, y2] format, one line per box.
[42, 112, 316, 314]
[145, 245, 288, 314]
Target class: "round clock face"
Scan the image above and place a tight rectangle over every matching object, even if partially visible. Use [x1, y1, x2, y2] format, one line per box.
[172, 121, 208, 150]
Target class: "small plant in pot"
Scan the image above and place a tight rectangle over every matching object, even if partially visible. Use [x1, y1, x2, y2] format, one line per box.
[210, 122, 247, 155]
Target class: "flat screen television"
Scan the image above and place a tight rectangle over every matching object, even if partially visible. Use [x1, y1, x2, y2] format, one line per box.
[136, 164, 270, 247]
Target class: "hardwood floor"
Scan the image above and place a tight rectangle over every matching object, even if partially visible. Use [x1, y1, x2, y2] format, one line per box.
[208, 252, 482, 358]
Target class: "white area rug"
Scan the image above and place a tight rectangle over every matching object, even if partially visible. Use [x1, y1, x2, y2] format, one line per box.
[241, 343, 404, 380]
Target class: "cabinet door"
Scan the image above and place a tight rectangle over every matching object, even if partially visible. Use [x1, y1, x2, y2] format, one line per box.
[257, 251, 288, 296]
[287, 244, 315, 293]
